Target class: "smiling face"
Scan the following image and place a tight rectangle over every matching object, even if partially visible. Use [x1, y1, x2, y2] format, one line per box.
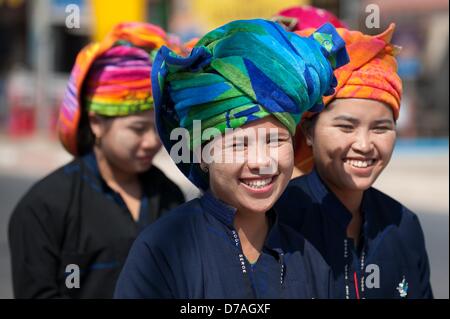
[206, 116, 294, 215]
[90, 109, 161, 174]
[307, 98, 396, 193]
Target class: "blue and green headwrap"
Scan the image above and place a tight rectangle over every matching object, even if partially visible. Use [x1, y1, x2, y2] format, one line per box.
[152, 19, 349, 189]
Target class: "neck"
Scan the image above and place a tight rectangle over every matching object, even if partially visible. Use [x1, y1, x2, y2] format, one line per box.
[234, 209, 269, 263]
[331, 186, 363, 218]
[320, 174, 364, 244]
[94, 147, 139, 189]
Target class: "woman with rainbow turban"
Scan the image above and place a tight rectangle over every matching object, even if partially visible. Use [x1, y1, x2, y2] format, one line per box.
[276, 23, 433, 298]
[115, 19, 349, 299]
[8, 22, 185, 298]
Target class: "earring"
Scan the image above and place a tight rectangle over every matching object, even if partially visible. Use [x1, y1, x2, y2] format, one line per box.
[201, 164, 209, 173]
[306, 139, 312, 146]
[94, 136, 101, 147]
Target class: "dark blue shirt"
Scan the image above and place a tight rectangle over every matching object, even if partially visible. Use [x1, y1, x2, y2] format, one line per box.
[114, 191, 330, 299]
[276, 169, 433, 299]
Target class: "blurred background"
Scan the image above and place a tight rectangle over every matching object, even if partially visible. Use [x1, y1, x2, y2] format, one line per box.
[0, 0, 448, 298]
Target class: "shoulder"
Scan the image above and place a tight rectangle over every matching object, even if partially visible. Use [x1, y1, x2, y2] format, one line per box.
[10, 159, 80, 218]
[367, 187, 421, 224]
[8, 158, 83, 238]
[124, 198, 205, 280]
[134, 198, 204, 251]
[276, 175, 315, 226]
[278, 175, 314, 207]
[116, 199, 205, 298]
[31, 159, 81, 196]
[367, 187, 426, 244]
[285, 174, 311, 194]
[144, 165, 185, 202]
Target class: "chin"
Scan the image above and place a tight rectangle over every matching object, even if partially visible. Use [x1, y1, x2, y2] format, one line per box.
[344, 177, 374, 191]
[136, 166, 152, 173]
[240, 200, 275, 214]
[136, 160, 154, 171]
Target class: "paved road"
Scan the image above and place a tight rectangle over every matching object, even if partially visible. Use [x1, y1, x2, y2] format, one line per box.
[0, 137, 448, 298]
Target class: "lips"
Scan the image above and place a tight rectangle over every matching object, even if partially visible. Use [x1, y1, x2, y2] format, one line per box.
[343, 158, 376, 168]
[137, 155, 154, 162]
[240, 177, 273, 189]
[239, 175, 278, 194]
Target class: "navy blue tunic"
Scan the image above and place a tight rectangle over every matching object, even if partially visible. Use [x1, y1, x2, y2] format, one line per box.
[276, 169, 433, 299]
[114, 191, 330, 299]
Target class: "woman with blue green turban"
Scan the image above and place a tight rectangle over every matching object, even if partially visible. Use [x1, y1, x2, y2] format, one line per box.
[115, 19, 349, 299]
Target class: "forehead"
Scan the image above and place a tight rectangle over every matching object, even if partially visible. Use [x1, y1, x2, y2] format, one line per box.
[113, 109, 156, 124]
[322, 98, 394, 121]
[238, 116, 289, 134]
[208, 116, 290, 146]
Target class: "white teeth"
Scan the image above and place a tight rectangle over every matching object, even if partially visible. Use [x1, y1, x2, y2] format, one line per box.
[242, 177, 273, 189]
[345, 159, 374, 168]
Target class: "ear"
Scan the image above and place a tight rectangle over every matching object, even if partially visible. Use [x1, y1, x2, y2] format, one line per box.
[300, 119, 314, 147]
[305, 134, 313, 147]
[88, 112, 103, 139]
[199, 162, 209, 173]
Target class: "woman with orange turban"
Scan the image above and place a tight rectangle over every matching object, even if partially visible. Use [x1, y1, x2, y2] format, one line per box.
[276, 24, 433, 298]
[8, 23, 185, 298]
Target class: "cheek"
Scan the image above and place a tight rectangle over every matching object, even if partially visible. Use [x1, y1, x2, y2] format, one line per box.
[313, 128, 349, 162]
[209, 163, 240, 189]
[101, 129, 141, 162]
[111, 130, 141, 153]
[375, 133, 396, 160]
[275, 145, 294, 176]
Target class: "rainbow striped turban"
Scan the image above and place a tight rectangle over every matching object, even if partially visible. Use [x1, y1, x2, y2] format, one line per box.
[83, 45, 153, 116]
[152, 19, 349, 189]
[58, 22, 181, 156]
[294, 24, 403, 174]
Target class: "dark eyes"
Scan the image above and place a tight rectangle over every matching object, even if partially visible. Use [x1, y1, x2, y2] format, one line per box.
[335, 124, 392, 133]
[372, 126, 392, 133]
[336, 124, 354, 132]
[229, 137, 288, 149]
[130, 127, 146, 134]
[130, 124, 155, 135]
[267, 137, 289, 146]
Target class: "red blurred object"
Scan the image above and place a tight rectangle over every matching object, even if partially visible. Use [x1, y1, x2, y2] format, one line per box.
[48, 101, 61, 138]
[8, 96, 36, 137]
[274, 5, 347, 31]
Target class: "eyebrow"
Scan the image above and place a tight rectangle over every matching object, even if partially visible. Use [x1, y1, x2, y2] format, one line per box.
[332, 116, 394, 126]
[372, 119, 395, 125]
[267, 131, 290, 139]
[129, 120, 154, 126]
[332, 115, 359, 124]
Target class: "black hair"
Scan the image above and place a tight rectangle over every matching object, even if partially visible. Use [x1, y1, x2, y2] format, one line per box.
[75, 73, 96, 157]
[76, 104, 96, 156]
[300, 112, 320, 140]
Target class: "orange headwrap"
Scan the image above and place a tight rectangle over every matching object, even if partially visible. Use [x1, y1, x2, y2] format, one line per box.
[293, 23, 403, 174]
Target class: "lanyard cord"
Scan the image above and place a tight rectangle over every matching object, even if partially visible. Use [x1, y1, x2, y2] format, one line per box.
[231, 229, 257, 298]
[344, 238, 366, 299]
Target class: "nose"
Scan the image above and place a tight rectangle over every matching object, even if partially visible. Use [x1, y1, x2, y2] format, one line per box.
[246, 144, 276, 174]
[352, 129, 373, 154]
[141, 129, 161, 150]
